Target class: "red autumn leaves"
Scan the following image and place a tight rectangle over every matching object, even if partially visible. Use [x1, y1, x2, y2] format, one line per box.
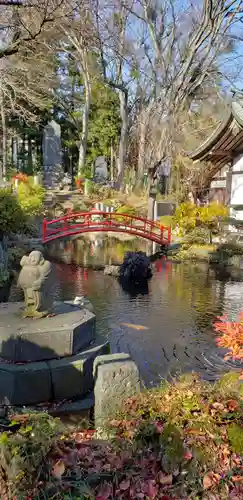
[214, 314, 243, 378]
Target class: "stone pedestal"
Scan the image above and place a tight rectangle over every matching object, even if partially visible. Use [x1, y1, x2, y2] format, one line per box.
[0, 301, 109, 407]
[0, 338, 109, 406]
[0, 302, 96, 362]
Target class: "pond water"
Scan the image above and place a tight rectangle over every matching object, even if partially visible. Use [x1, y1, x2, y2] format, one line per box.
[11, 236, 243, 386]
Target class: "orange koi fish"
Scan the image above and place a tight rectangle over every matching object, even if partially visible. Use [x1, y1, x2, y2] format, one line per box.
[120, 322, 149, 330]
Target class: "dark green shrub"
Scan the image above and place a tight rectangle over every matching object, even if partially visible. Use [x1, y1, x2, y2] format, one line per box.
[216, 242, 243, 257]
[0, 189, 26, 234]
[182, 227, 210, 247]
[7, 247, 26, 269]
[0, 269, 10, 286]
[0, 413, 61, 497]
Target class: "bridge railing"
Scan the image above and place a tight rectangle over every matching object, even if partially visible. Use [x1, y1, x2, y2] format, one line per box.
[42, 211, 171, 245]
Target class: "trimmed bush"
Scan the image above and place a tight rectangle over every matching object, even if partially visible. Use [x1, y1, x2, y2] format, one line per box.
[7, 247, 26, 270]
[17, 180, 45, 217]
[174, 202, 198, 234]
[0, 189, 26, 234]
[182, 227, 211, 247]
[116, 205, 137, 216]
[0, 268, 10, 287]
[174, 202, 228, 242]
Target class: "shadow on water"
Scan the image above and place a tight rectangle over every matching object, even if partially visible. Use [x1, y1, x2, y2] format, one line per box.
[8, 235, 243, 386]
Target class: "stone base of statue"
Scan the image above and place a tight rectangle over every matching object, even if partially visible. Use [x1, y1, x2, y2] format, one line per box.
[0, 335, 110, 406]
[0, 301, 109, 406]
[0, 301, 97, 362]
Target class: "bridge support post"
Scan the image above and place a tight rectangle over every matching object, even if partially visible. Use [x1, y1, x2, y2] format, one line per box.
[42, 218, 47, 242]
[147, 197, 155, 221]
[168, 227, 171, 244]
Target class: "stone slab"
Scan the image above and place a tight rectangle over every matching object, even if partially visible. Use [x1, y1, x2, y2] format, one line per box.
[0, 338, 110, 406]
[94, 354, 140, 430]
[0, 361, 51, 406]
[49, 392, 94, 417]
[93, 352, 131, 378]
[0, 301, 96, 362]
[13, 392, 95, 421]
[48, 339, 110, 401]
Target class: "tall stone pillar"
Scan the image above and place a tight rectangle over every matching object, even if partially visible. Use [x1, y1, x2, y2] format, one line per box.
[43, 120, 63, 189]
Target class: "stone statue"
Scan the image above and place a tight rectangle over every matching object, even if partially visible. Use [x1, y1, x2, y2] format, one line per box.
[17, 251, 55, 318]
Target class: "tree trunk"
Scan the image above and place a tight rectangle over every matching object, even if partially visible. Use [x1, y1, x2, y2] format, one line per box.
[12, 137, 18, 171]
[0, 91, 7, 181]
[110, 140, 114, 182]
[137, 111, 147, 187]
[28, 136, 32, 173]
[116, 89, 128, 189]
[78, 72, 91, 175]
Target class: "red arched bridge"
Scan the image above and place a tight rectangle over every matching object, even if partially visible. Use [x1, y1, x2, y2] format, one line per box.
[42, 211, 171, 246]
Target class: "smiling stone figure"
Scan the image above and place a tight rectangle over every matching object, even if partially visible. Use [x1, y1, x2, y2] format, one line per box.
[17, 250, 55, 318]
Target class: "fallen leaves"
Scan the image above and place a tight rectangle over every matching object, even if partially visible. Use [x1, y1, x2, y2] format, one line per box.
[227, 400, 240, 412]
[158, 473, 173, 485]
[119, 479, 130, 490]
[211, 402, 224, 411]
[4, 372, 243, 500]
[70, 429, 96, 443]
[183, 450, 193, 460]
[52, 459, 65, 479]
[203, 472, 221, 490]
[232, 476, 243, 484]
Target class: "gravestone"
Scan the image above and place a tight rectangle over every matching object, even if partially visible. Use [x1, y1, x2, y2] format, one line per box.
[154, 201, 176, 220]
[94, 156, 108, 182]
[43, 120, 63, 188]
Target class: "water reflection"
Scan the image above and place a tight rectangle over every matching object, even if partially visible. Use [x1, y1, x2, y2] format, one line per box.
[44, 237, 243, 384]
[46, 236, 150, 267]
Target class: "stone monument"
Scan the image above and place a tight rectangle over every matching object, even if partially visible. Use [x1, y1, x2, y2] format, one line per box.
[43, 120, 63, 188]
[94, 156, 108, 182]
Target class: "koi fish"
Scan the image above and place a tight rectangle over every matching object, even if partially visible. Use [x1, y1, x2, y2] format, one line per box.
[120, 322, 149, 330]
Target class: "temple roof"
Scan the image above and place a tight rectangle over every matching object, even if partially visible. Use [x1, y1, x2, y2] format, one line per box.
[189, 99, 243, 171]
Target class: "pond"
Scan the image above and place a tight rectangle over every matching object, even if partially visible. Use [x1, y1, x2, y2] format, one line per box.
[11, 236, 243, 386]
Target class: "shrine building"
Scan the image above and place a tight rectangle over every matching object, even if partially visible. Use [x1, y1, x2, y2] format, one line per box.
[189, 98, 243, 221]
